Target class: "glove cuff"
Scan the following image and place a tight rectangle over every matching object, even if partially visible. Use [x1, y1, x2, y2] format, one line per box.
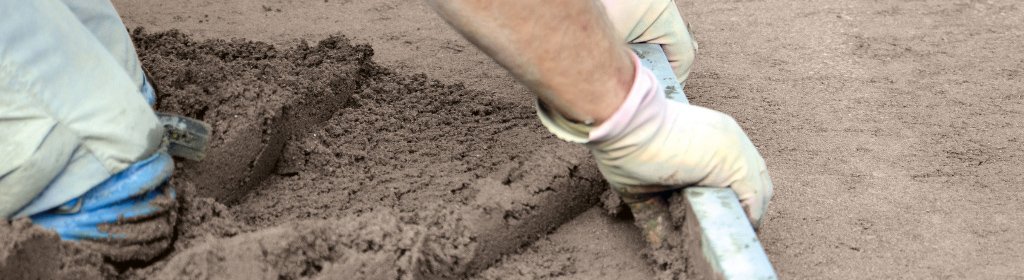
[534, 51, 664, 144]
[588, 51, 664, 143]
[535, 99, 592, 143]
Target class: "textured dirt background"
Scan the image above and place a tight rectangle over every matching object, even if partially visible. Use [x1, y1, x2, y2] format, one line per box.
[0, 0, 1021, 279]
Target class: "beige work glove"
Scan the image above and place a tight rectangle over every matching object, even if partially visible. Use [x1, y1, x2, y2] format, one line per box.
[601, 0, 698, 82]
[538, 54, 773, 231]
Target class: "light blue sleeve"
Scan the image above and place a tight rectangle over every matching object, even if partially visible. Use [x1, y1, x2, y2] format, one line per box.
[0, 0, 162, 218]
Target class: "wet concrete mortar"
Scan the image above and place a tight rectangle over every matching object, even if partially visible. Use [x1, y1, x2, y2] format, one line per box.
[0, 30, 680, 280]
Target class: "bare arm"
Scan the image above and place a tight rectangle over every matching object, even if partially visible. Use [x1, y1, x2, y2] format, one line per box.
[428, 0, 774, 244]
[425, 0, 632, 125]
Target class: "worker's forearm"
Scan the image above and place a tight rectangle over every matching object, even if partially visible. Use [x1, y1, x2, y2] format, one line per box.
[426, 0, 633, 124]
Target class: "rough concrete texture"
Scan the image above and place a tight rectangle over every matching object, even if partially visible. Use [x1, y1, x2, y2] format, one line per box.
[124, 30, 607, 279]
[478, 208, 654, 279]
[150, 208, 475, 280]
[137, 30, 371, 205]
[0, 220, 115, 280]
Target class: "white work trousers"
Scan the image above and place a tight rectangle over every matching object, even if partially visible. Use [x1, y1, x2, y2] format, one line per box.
[0, 0, 161, 218]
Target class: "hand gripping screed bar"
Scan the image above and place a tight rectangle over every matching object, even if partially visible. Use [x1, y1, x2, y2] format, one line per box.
[629, 44, 777, 280]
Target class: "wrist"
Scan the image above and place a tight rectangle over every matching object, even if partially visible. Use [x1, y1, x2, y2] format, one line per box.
[535, 50, 664, 145]
[589, 51, 664, 143]
[535, 48, 642, 143]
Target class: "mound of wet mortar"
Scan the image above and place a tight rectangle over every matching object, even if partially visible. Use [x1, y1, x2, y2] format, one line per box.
[127, 30, 610, 278]
[135, 28, 372, 205]
[0, 220, 116, 279]
[151, 207, 476, 280]
[235, 68, 553, 227]
[0, 29, 700, 279]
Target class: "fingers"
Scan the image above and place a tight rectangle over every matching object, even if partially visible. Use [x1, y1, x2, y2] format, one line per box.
[79, 232, 174, 262]
[646, 3, 697, 82]
[97, 208, 177, 245]
[32, 186, 174, 236]
[78, 189, 177, 262]
[709, 109, 772, 230]
[117, 186, 177, 223]
[607, 0, 696, 82]
[86, 186, 177, 262]
[740, 195, 764, 231]
[80, 152, 174, 211]
[734, 158, 773, 230]
[30, 184, 179, 262]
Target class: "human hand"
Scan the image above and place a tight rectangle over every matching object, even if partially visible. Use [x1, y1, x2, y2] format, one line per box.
[601, 0, 698, 82]
[30, 152, 178, 262]
[538, 54, 773, 231]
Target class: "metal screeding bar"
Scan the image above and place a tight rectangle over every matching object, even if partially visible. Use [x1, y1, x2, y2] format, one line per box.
[629, 44, 689, 104]
[629, 44, 777, 280]
[684, 187, 777, 280]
